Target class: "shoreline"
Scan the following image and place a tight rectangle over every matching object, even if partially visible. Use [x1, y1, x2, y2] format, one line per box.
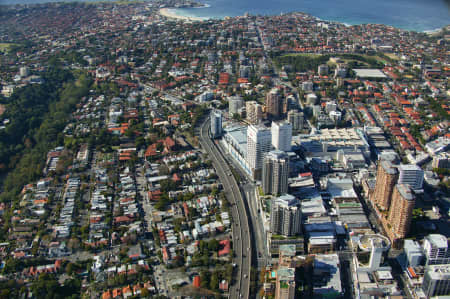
[160, 6, 447, 33]
[1, 0, 447, 32]
[159, 7, 206, 22]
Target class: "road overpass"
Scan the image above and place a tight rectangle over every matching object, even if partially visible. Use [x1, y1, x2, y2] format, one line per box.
[199, 117, 252, 299]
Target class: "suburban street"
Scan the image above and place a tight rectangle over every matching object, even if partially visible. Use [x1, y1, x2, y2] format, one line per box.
[199, 117, 252, 299]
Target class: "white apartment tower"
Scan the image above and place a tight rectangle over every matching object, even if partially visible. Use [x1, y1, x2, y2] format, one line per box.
[398, 164, 424, 190]
[271, 121, 292, 152]
[247, 124, 272, 173]
[423, 234, 450, 265]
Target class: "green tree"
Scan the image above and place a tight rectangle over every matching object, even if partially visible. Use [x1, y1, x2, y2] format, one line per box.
[210, 272, 219, 291]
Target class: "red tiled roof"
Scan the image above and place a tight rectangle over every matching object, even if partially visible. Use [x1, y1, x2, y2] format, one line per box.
[218, 239, 231, 256]
[193, 275, 201, 288]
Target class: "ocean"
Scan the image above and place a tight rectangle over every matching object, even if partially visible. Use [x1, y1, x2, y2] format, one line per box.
[1, 0, 449, 32]
[171, 0, 450, 32]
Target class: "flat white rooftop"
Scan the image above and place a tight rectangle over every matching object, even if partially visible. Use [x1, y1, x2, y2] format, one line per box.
[353, 69, 387, 78]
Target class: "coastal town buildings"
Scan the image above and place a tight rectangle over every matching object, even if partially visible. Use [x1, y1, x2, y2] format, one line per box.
[0, 1, 448, 297]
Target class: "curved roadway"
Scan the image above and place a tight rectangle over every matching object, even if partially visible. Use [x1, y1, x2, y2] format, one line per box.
[199, 117, 251, 299]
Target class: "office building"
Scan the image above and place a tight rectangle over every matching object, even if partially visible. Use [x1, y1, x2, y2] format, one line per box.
[301, 81, 313, 92]
[404, 239, 424, 267]
[279, 244, 297, 267]
[313, 254, 342, 298]
[422, 264, 450, 298]
[271, 121, 292, 152]
[334, 64, 347, 78]
[246, 101, 263, 124]
[275, 267, 296, 299]
[298, 127, 370, 157]
[306, 93, 318, 105]
[262, 150, 289, 196]
[432, 152, 450, 169]
[398, 164, 424, 190]
[356, 234, 391, 271]
[270, 194, 302, 237]
[287, 110, 304, 132]
[329, 110, 342, 122]
[247, 124, 271, 176]
[222, 125, 251, 175]
[387, 184, 415, 239]
[266, 88, 283, 119]
[210, 110, 223, 138]
[19, 66, 29, 77]
[228, 96, 244, 116]
[371, 160, 398, 210]
[325, 101, 337, 113]
[423, 234, 450, 265]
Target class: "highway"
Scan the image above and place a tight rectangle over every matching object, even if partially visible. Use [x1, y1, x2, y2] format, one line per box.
[199, 117, 251, 299]
[243, 184, 270, 268]
[214, 138, 270, 270]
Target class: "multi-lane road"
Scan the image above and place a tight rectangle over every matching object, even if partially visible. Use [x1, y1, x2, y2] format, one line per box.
[199, 117, 251, 299]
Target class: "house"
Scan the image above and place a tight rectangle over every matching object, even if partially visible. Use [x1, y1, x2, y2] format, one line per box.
[193, 275, 201, 288]
[133, 284, 142, 296]
[102, 291, 112, 299]
[123, 285, 133, 298]
[218, 239, 231, 256]
[128, 244, 145, 260]
[219, 280, 229, 291]
[112, 288, 122, 299]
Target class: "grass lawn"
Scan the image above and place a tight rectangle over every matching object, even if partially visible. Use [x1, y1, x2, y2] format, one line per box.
[0, 43, 17, 53]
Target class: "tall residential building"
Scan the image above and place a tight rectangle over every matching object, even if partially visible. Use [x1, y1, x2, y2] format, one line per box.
[266, 88, 283, 119]
[422, 264, 450, 298]
[275, 267, 296, 299]
[287, 110, 304, 132]
[262, 151, 289, 196]
[398, 164, 424, 190]
[210, 110, 223, 138]
[271, 121, 292, 152]
[247, 124, 271, 175]
[371, 160, 398, 210]
[228, 96, 244, 116]
[246, 101, 263, 124]
[387, 184, 415, 239]
[423, 234, 450, 265]
[270, 194, 302, 237]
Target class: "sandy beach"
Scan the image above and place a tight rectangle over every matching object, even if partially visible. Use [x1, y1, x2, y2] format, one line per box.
[159, 8, 205, 22]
